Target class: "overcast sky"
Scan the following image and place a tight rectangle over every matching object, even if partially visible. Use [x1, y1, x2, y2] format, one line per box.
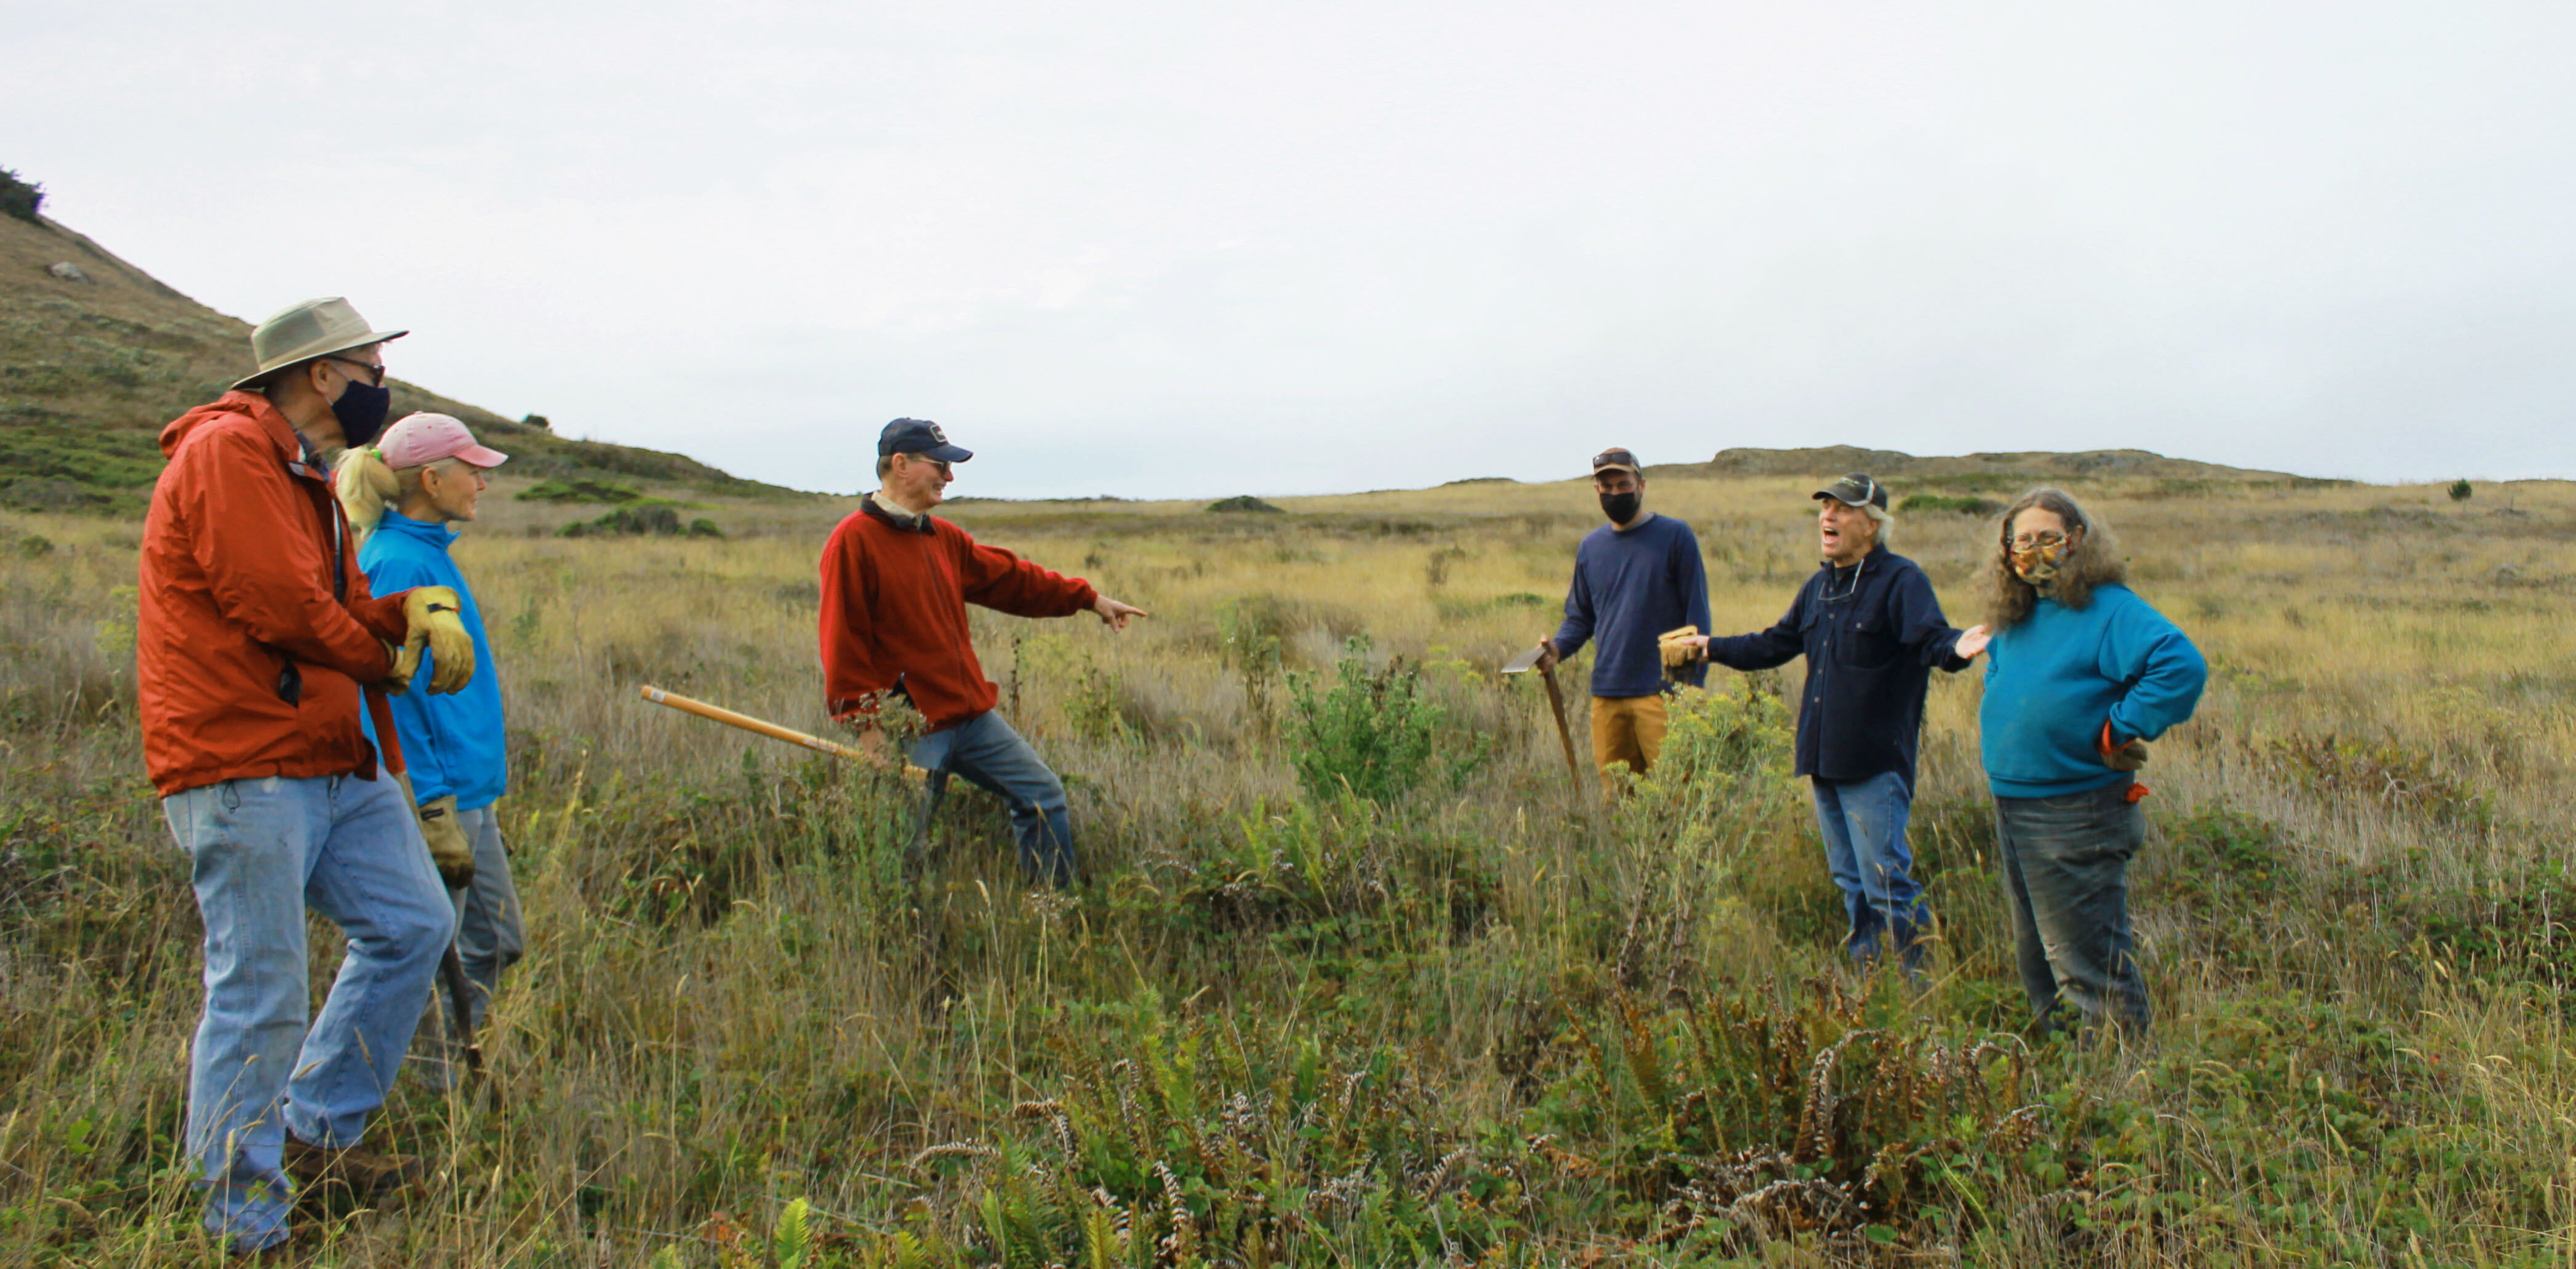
[11, 2, 2572, 496]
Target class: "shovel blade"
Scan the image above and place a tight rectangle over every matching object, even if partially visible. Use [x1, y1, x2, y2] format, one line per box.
[1499, 645, 1548, 675]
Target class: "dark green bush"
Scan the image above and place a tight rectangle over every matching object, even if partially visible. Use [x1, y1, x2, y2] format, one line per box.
[518, 477, 641, 504]
[0, 168, 43, 224]
[559, 505, 682, 538]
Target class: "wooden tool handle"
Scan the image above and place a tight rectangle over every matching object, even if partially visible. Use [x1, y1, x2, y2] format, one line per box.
[638, 685, 924, 777]
[1536, 664, 1586, 798]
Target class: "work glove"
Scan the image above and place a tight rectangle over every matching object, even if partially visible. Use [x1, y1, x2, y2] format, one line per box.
[2097, 720, 2149, 772]
[415, 794, 475, 889]
[1658, 625, 1706, 671]
[390, 586, 476, 696]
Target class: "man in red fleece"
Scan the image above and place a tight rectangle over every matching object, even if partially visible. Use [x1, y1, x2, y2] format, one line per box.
[820, 419, 1145, 885]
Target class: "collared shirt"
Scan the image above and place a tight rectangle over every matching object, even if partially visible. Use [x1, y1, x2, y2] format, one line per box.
[866, 490, 932, 532]
[1704, 547, 1969, 786]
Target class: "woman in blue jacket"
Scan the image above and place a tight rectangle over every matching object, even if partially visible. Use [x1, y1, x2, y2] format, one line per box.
[345, 414, 521, 1072]
[1954, 488, 2205, 1042]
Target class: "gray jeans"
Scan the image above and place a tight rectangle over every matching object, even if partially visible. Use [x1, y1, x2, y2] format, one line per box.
[1994, 780, 2151, 1038]
[449, 804, 525, 1025]
[416, 803, 524, 1077]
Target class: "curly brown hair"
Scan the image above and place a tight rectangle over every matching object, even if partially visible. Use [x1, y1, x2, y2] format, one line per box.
[1984, 487, 2127, 630]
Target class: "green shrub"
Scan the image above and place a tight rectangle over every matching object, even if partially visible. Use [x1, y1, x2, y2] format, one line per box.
[1283, 637, 1488, 805]
[686, 517, 724, 539]
[0, 168, 42, 224]
[2449, 478, 2473, 502]
[1207, 494, 1285, 514]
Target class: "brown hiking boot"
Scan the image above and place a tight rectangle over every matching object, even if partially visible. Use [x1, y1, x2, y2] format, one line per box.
[282, 1133, 427, 1199]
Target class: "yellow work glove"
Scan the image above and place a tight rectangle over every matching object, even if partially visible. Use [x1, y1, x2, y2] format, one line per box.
[1658, 625, 1705, 671]
[393, 586, 476, 696]
[415, 794, 476, 889]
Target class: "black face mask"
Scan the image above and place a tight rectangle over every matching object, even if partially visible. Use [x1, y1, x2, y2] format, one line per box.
[1599, 490, 1642, 525]
[332, 381, 393, 448]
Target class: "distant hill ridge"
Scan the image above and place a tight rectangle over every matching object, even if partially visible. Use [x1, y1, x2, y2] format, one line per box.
[1674, 445, 2309, 485]
[1, 205, 791, 514]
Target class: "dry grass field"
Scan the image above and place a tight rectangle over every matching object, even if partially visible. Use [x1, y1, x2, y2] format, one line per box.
[4, 466, 2575, 1266]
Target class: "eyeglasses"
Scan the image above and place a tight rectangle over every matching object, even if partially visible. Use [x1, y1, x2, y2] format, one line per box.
[2010, 529, 2071, 552]
[901, 454, 952, 477]
[324, 356, 387, 388]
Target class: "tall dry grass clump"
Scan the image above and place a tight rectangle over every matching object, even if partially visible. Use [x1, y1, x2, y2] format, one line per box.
[3, 472, 2574, 1265]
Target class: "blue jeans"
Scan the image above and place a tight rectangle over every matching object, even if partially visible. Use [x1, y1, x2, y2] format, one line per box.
[1994, 781, 2151, 1038]
[1812, 772, 1931, 968]
[910, 711, 1077, 886]
[161, 773, 456, 1252]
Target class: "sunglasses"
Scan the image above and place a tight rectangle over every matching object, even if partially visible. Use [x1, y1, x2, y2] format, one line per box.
[324, 356, 387, 388]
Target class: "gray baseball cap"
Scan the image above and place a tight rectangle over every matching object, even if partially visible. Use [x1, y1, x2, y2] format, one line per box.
[1813, 473, 1890, 512]
[232, 297, 408, 390]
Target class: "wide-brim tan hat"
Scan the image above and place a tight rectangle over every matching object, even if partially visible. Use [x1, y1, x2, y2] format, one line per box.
[231, 296, 409, 390]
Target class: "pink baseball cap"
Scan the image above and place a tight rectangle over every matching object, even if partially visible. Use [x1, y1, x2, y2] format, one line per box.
[378, 413, 510, 470]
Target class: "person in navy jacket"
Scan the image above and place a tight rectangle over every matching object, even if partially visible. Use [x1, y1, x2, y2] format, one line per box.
[1965, 487, 2205, 1042]
[1672, 475, 1980, 974]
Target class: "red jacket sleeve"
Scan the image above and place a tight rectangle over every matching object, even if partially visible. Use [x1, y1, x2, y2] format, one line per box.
[818, 520, 893, 720]
[182, 427, 395, 681]
[343, 553, 411, 645]
[953, 529, 1097, 619]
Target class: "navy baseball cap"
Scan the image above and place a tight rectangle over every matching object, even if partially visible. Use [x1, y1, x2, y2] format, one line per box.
[877, 418, 973, 463]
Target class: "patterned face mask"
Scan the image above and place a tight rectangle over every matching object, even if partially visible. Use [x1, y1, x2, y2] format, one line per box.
[2010, 531, 2075, 589]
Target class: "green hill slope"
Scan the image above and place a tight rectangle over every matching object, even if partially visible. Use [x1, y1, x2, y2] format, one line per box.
[1, 204, 794, 514]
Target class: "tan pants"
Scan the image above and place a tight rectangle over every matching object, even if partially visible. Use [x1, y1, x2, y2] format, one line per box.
[1591, 693, 1668, 789]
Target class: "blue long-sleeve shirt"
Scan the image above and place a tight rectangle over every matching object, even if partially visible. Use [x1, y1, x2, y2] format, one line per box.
[1979, 583, 2207, 799]
[358, 511, 509, 810]
[1551, 513, 1711, 698]
[1704, 547, 1969, 787]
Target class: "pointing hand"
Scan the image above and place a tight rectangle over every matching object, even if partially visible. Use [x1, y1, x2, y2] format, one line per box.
[1093, 595, 1148, 632]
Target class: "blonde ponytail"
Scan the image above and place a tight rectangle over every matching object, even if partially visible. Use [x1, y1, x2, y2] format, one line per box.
[334, 445, 400, 552]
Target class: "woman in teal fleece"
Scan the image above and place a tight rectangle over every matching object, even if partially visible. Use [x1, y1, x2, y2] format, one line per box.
[345, 414, 521, 1073]
[1955, 488, 2205, 1041]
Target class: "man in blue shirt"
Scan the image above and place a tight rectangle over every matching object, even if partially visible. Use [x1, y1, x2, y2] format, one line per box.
[1534, 448, 1711, 789]
[352, 413, 521, 1071]
[1672, 475, 1981, 973]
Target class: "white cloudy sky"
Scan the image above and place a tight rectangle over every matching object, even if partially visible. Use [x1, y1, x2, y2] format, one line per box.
[10, 2, 2572, 496]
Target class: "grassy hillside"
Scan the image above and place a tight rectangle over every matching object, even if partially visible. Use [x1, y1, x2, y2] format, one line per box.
[0, 207, 798, 514]
[6, 465, 2574, 1264]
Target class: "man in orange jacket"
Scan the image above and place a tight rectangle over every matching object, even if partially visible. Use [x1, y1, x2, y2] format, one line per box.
[140, 297, 476, 1254]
